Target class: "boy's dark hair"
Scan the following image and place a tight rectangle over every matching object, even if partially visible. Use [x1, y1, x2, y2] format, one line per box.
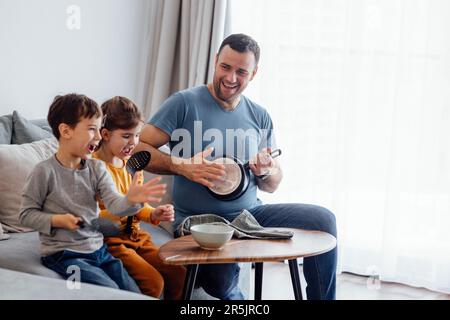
[47, 94, 102, 140]
[218, 33, 260, 65]
[100, 96, 143, 131]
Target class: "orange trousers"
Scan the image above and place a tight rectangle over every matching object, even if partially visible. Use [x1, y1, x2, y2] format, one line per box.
[105, 230, 186, 299]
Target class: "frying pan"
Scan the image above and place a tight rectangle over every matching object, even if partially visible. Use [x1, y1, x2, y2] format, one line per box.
[206, 149, 281, 201]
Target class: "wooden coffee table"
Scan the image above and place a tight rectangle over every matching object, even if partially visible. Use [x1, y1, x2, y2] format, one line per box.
[158, 228, 337, 300]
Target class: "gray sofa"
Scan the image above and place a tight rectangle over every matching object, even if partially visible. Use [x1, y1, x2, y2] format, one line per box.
[0, 111, 250, 300]
[0, 267, 151, 300]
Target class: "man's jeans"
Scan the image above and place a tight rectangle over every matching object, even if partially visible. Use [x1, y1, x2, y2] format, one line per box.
[188, 203, 337, 300]
[42, 244, 141, 293]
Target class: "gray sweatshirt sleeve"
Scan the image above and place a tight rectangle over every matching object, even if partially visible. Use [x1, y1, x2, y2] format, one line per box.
[94, 160, 143, 217]
[19, 164, 54, 236]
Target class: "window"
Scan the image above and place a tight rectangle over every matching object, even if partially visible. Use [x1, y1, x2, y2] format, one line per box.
[229, 0, 450, 293]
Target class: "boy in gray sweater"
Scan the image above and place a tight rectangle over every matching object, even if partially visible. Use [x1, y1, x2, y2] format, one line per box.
[19, 94, 166, 294]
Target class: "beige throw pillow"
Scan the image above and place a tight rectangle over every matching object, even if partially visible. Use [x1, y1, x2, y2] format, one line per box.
[0, 138, 59, 232]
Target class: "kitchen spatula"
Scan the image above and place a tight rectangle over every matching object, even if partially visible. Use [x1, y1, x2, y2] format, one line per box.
[124, 151, 151, 234]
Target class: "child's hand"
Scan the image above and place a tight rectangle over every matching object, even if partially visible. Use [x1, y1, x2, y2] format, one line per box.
[51, 213, 82, 231]
[152, 204, 175, 222]
[127, 172, 167, 205]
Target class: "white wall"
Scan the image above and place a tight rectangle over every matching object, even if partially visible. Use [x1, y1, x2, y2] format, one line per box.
[0, 0, 148, 119]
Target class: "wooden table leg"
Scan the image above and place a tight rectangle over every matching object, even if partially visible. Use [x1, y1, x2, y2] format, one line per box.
[288, 259, 303, 300]
[183, 264, 199, 300]
[254, 262, 263, 300]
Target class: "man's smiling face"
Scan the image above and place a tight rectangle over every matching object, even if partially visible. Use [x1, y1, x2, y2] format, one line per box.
[212, 45, 258, 107]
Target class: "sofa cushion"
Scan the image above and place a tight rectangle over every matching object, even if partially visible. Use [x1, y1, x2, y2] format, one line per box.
[0, 137, 59, 232]
[0, 114, 13, 144]
[0, 231, 61, 278]
[140, 222, 174, 246]
[0, 226, 174, 279]
[0, 224, 251, 299]
[29, 118, 52, 132]
[0, 223, 10, 240]
[0, 267, 153, 300]
[11, 111, 53, 144]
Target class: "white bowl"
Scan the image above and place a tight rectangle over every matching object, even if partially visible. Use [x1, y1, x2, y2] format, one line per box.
[190, 224, 234, 250]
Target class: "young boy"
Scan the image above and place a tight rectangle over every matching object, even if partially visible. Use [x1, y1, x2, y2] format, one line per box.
[19, 94, 166, 293]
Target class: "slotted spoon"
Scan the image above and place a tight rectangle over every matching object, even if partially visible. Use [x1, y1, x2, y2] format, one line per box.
[124, 151, 152, 234]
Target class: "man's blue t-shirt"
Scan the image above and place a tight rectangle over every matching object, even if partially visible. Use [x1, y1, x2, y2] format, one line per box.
[149, 85, 276, 221]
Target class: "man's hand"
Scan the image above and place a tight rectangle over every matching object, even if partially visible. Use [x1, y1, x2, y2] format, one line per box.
[176, 148, 226, 188]
[51, 213, 82, 231]
[248, 148, 277, 177]
[127, 173, 167, 205]
[152, 204, 175, 222]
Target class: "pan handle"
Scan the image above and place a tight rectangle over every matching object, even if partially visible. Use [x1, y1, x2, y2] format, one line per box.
[270, 149, 282, 158]
[243, 149, 282, 169]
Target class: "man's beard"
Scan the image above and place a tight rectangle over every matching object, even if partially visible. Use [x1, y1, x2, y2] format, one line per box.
[214, 80, 240, 103]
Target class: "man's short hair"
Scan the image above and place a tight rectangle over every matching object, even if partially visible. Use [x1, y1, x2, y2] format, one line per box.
[218, 33, 260, 65]
[47, 93, 101, 140]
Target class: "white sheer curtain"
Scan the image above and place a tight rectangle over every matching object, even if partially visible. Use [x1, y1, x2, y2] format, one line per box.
[230, 0, 450, 293]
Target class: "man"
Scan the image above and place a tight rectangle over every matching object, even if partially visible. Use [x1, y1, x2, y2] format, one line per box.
[138, 33, 337, 300]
